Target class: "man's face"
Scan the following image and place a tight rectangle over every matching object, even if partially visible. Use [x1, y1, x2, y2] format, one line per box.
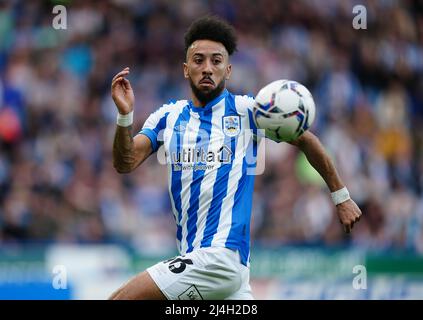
[184, 40, 232, 105]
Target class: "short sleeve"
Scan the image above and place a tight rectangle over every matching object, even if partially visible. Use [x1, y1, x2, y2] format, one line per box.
[138, 107, 169, 153]
[235, 95, 264, 141]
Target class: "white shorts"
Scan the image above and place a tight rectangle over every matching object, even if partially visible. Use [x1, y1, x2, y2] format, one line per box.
[147, 247, 253, 300]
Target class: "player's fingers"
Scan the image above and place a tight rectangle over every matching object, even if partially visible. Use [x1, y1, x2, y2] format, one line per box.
[355, 212, 362, 222]
[123, 78, 132, 90]
[111, 77, 124, 88]
[112, 71, 129, 83]
[111, 78, 121, 89]
[112, 69, 130, 82]
[344, 224, 351, 234]
[112, 73, 124, 83]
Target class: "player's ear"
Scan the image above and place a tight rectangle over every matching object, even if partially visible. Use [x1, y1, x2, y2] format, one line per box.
[225, 64, 232, 80]
[183, 62, 189, 79]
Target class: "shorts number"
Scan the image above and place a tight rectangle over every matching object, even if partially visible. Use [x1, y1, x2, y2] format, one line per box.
[164, 257, 193, 274]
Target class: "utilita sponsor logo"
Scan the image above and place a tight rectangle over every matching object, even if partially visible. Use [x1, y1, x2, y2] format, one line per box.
[170, 145, 232, 164]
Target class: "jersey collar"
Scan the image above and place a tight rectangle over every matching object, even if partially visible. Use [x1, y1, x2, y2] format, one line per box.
[188, 89, 228, 113]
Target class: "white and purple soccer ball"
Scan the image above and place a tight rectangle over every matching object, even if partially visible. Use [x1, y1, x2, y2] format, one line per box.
[253, 79, 316, 142]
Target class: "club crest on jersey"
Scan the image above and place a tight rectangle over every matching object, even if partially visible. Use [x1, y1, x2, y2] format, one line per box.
[222, 115, 240, 137]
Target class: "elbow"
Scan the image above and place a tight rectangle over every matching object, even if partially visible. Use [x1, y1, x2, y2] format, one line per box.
[114, 167, 132, 174]
[113, 161, 133, 174]
[289, 131, 317, 149]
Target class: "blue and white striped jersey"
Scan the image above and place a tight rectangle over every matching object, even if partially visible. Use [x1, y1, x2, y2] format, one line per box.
[138, 89, 259, 266]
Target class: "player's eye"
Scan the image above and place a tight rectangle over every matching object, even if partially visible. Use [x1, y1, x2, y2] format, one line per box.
[213, 59, 222, 65]
[194, 58, 202, 64]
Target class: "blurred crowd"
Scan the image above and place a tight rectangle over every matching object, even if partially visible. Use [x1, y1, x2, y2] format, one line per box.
[0, 0, 422, 255]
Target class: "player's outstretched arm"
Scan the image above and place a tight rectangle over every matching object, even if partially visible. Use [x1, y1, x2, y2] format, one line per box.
[289, 131, 362, 234]
[111, 67, 152, 173]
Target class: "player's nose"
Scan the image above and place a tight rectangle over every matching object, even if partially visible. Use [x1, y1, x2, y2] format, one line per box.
[202, 59, 213, 75]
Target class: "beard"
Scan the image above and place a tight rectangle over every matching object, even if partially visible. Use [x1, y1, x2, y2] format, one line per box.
[189, 77, 226, 106]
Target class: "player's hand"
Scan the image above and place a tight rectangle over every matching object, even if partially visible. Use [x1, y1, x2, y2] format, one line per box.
[336, 199, 362, 234]
[111, 67, 135, 115]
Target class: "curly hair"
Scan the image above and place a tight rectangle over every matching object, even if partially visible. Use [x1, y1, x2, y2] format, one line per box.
[184, 16, 237, 56]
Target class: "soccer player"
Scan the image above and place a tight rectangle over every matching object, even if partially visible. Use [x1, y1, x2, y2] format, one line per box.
[109, 16, 362, 300]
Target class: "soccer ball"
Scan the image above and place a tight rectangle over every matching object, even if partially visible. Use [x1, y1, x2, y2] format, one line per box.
[253, 79, 316, 142]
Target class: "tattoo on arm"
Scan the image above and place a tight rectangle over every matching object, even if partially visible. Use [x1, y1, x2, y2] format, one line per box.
[113, 125, 137, 173]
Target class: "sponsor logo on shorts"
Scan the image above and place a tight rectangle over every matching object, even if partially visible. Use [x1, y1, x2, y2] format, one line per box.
[178, 285, 203, 300]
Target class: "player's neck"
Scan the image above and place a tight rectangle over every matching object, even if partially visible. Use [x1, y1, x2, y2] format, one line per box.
[190, 95, 205, 108]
